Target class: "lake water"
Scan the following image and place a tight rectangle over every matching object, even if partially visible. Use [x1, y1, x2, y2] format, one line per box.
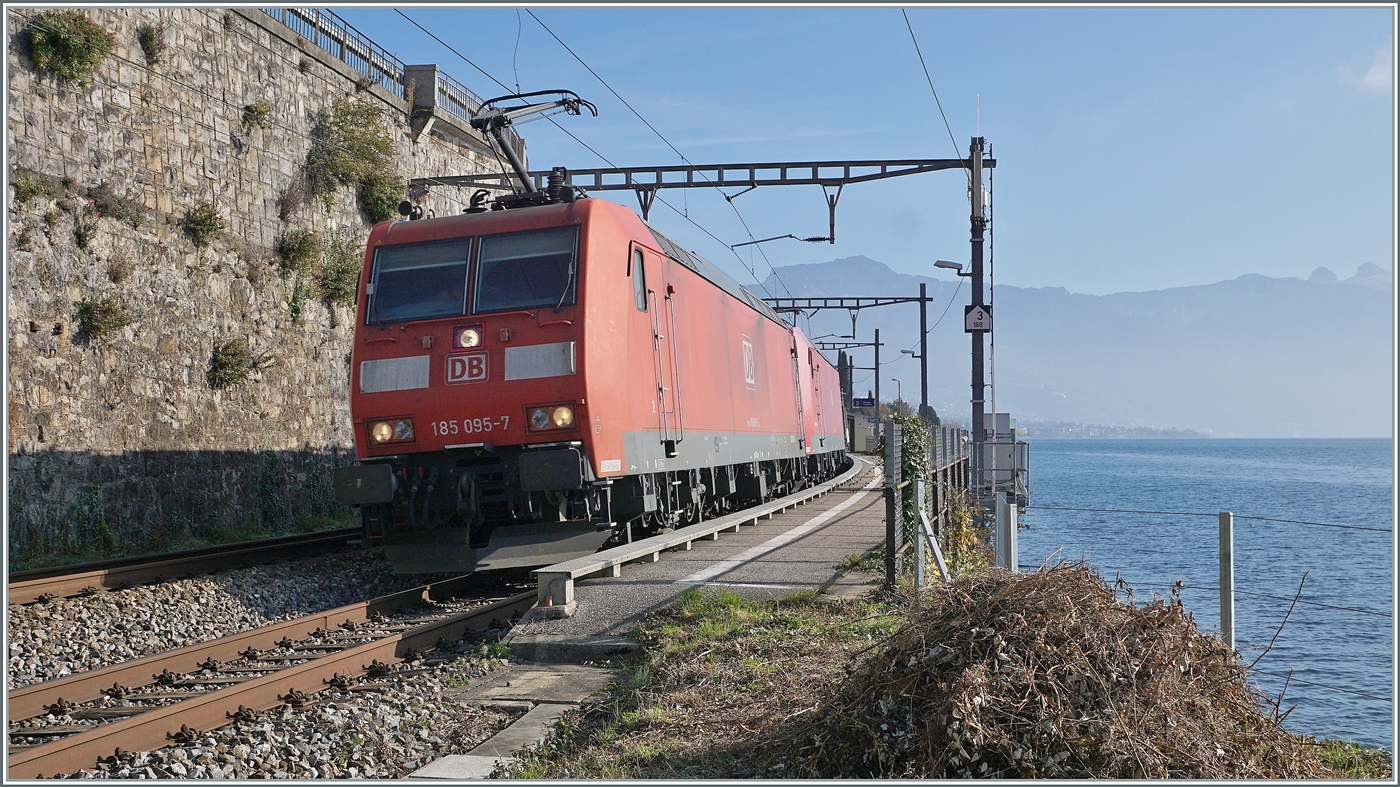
[1018, 438, 1394, 750]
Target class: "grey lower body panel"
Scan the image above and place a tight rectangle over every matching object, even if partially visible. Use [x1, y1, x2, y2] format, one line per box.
[618, 429, 818, 474]
[382, 520, 612, 574]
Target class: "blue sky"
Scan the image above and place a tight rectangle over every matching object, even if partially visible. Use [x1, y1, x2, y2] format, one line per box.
[337, 5, 1394, 296]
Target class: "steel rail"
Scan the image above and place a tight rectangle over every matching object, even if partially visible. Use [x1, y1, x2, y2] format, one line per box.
[7, 574, 494, 720]
[7, 528, 361, 604]
[7, 587, 534, 779]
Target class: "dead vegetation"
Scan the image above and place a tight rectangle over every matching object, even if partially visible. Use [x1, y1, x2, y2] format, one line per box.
[797, 565, 1336, 778]
[509, 567, 1387, 779]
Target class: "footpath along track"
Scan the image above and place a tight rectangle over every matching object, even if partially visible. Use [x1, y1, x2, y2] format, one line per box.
[7, 575, 534, 779]
[7, 528, 362, 604]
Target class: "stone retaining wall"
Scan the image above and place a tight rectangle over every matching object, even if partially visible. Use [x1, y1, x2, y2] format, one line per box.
[5, 8, 505, 562]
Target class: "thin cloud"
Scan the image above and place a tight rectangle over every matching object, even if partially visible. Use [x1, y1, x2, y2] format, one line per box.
[1361, 47, 1392, 92]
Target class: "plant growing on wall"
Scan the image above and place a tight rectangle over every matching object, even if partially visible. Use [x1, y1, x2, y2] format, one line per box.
[315, 231, 364, 307]
[278, 176, 307, 222]
[24, 10, 114, 86]
[277, 229, 321, 273]
[11, 176, 53, 204]
[242, 102, 272, 130]
[182, 202, 225, 248]
[360, 170, 405, 224]
[207, 338, 274, 389]
[304, 98, 404, 221]
[135, 20, 166, 66]
[86, 183, 144, 227]
[76, 296, 132, 345]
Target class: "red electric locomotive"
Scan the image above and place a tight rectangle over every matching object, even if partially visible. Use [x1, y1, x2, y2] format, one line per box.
[333, 192, 847, 573]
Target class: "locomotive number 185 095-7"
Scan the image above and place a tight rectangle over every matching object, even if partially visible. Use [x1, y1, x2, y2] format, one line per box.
[431, 416, 509, 436]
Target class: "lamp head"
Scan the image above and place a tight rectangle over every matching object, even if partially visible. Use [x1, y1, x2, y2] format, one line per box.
[934, 260, 964, 273]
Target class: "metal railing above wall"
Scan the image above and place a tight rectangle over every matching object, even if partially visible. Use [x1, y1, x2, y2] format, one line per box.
[259, 8, 525, 158]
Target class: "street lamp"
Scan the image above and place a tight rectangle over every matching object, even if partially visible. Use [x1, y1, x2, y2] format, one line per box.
[935, 259, 970, 277]
[891, 378, 902, 416]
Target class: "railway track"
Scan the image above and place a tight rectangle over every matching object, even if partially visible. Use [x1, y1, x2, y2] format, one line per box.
[7, 528, 362, 605]
[7, 575, 534, 779]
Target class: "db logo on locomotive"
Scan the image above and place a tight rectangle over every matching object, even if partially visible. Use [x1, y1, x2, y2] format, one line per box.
[446, 352, 488, 384]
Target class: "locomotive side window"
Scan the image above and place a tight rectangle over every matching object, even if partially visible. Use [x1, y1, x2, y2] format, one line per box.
[365, 238, 472, 324]
[632, 248, 647, 311]
[474, 226, 579, 313]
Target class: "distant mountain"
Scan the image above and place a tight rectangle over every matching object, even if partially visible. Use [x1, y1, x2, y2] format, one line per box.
[761, 258, 1393, 438]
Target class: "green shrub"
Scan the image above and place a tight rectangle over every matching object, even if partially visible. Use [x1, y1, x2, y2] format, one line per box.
[277, 229, 321, 273]
[135, 20, 166, 66]
[76, 296, 131, 344]
[25, 10, 114, 86]
[305, 98, 398, 212]
[242, 102, 272, 130]
[286, 273, 310, 321]
[360, 170, 404, 224]
[182, 202, 225, 248]
[207, 338, 273, 389]
[315, 232, 363, 307]
[11, 177, 53, 204]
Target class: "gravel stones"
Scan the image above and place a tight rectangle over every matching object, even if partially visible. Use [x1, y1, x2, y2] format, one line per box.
[64, 647, 524, 779]
[7, 550, 441, 687]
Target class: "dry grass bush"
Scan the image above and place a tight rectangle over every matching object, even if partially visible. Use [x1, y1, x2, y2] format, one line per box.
[207, 338, 273, 389]
[135, 20, 166, 66]
[795, 564, 1336, 778]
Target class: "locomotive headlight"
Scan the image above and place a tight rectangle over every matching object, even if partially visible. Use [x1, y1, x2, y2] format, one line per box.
[453, 325, 482, 349]
[369, 418, 414, 443]
[530, 407, 551, 430]
[552, 406, 574, 428]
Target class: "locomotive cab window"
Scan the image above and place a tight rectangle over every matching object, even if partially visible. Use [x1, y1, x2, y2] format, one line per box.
[631, 248, 647, 311]
[474, 226, 579, 313]
[365, 238, 472, 325]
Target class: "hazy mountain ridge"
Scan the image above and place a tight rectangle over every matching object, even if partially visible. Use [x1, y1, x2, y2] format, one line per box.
[761, 257, 1393, 437]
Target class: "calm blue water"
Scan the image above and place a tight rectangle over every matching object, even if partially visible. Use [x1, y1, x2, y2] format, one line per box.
[1018, 438, 1394, 750]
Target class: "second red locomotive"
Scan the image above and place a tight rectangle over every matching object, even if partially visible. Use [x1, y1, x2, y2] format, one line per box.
[334, 194, 847, 573]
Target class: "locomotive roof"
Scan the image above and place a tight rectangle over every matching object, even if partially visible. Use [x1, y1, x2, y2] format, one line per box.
[642, 222, 790, 327]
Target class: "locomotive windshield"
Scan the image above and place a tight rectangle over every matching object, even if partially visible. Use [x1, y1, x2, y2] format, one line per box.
[366, 238, 472, 324]
[473, 226, 578, 313]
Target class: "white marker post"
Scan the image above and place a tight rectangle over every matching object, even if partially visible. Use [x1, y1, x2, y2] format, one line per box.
[1219, 511, 1234, 649]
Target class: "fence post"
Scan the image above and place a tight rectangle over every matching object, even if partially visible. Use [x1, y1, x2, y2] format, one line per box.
[883, 421, 902, 587]
[914, 479, 926, 588]
[1219, 511, 1234, 649]
[993, 492, 1019, 572]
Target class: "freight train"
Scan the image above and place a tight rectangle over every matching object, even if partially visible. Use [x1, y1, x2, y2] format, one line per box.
[333, 190, 848, 573]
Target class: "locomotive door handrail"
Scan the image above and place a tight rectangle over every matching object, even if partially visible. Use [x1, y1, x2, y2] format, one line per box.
[809, 348, 825, 448]
[789, 337, 806, 450]
[664, 284, 685, 445]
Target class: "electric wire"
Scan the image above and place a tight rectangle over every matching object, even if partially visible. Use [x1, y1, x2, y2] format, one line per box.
[1027, 505, 1391, 534]
[393, 9, 778, 297]
[1118, 581, 1391, 619]
[524, 9, 794, 298]
[898, 276, 965, 356]
[901, 9, 970, 188]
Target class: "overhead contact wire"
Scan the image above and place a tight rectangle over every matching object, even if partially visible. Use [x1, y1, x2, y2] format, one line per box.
[394, 9, 776, 297]
[524, 9, 793, 298]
